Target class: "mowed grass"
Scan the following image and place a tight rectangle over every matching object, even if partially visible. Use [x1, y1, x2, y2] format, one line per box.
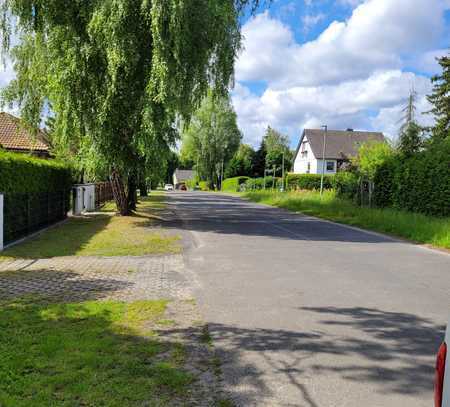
[0, 193, 180, 259]
[243, 190, 450, 249]
[0, 298, 193, 407]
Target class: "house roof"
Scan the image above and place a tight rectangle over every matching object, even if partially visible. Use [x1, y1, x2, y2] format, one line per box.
[0, 112, 50, 153]
[174, 169, 195, 181]
[295, 129, 385, 160]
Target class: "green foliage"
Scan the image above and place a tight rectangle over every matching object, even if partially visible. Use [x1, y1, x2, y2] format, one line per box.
[286, 173, 334, 190]
[0, 0, 260, 212]
[333, 171, 359, 200]
[243, 190, 450, 249]
[0, 151, 72, 194]
[222, 176, 249, 192]
[251, 141, 266, 178]
[352, 141, 394, 181]
[427, 52, 450, 143]
[398, 122, 423, 156]
[373, 140, 450, 217]
[198, 181, 210, 191]
[263, 126, 293, 176]
[224, 144, 254, 178]
[180, 91, 241, 188]
[243, 176, 280, 191]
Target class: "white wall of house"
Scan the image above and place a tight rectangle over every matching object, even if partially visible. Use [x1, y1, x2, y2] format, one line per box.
[315, 159, 337, 175]
[293, 136, 316, 174]
[293, 136, 338, 174]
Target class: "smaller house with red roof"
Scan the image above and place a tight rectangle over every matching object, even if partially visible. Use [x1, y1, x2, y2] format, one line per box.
[0, 112, 50, 158]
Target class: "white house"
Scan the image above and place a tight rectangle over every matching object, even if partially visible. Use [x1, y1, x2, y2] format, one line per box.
[173, 169, 196, 188]
[293, 129, 385, 174]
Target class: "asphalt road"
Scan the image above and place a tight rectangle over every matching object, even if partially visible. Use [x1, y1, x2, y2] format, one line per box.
[164, 191, 450, 407]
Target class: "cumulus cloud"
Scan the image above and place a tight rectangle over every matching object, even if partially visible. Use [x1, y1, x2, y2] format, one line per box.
[233, 0, 449, 147]
[236, 0, 447, 88]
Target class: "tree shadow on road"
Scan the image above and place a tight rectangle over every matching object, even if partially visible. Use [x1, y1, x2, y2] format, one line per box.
[160, 306, 444, 406]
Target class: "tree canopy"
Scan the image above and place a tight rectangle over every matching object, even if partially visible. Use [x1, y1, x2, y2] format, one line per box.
[180, 91, 241, 188]
[263, 126, 293, 176]
[427, 51, 450, 143]
[224, 143, 255, 178]
[0, 0, 261, 214]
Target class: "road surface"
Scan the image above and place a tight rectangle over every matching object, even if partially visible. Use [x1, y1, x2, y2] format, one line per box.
[163, 191, 450, 407]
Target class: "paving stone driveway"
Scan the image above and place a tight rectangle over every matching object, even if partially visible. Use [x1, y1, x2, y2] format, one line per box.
[0, 254, 191, 302]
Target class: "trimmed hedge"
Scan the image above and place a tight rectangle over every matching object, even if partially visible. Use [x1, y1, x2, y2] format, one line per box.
[222, 176, 250, 192]
[0, 151, 72, 194]
[286, 173, 334, 190]
[373, 140, 450, 217]
[198, 181, 210, 191]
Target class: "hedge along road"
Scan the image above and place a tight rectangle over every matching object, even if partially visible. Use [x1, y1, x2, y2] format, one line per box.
[162, 191, 450, 407]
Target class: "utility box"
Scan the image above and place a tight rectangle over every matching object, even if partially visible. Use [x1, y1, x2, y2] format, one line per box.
[72, 184, 96, 214]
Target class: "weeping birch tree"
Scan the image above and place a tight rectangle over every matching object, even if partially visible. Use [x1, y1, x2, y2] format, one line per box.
[0, 0, 261, 214]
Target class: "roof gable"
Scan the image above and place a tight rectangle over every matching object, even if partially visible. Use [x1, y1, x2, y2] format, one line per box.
[295, 129, 385, 160]
[0, 112, 49, 153]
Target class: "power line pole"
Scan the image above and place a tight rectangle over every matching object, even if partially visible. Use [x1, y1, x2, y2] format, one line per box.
[281, 151, 285, 192]
[320, 125, 327, 196]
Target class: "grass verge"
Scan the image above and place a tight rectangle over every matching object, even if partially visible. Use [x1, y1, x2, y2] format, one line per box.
[0, 193, 180, 259]
[243, 190, 450, 249]
[0, 298, 193, 406]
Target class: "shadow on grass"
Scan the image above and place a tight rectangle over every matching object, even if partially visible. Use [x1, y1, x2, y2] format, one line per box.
[0, 296, 193, 407]
[0, 215, 112, 260]
[159, 307, 444, 406]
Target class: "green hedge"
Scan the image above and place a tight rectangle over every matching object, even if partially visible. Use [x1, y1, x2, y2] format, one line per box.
[373, 140, 450, 217]
[0, 151, 72, 194]
[222, 176, 250, 192]
[243, 177, 282, 191]
[286, 173, 334, 190]
[333, 172, 359, 200]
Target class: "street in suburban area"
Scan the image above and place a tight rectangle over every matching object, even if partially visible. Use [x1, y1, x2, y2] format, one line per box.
[164, 191, 450, 407]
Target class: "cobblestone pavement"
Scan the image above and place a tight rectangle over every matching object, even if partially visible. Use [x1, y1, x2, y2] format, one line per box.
[0, 254, 191, 302]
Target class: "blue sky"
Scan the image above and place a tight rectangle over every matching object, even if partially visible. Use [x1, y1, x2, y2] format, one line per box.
[233, 0, 450, 148]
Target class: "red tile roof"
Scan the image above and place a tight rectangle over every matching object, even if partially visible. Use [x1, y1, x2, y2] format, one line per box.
[0, 112, 49, 153]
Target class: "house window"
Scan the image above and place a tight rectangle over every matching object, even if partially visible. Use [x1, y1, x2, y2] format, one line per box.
[301, 150, 308, 158]
[307, 162, 311, 174]
[326, 161, 335, 172]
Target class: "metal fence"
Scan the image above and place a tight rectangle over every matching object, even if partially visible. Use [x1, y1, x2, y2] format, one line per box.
[95, 182, 114, 209]
[3, 190, 70, 245]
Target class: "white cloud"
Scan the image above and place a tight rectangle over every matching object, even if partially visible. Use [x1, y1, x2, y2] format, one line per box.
[233, 0, 449, 147]
[236, 0, 448, 88]
[233, 70, 433, 146]
[302, 13, 326, 33]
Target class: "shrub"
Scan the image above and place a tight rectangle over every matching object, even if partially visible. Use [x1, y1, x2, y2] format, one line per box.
[222, 176, 249, 192]
[243, 177, 281, 191]
[198, 181, 210, 191]
[373, 140, 450, 217]
[286, 173, 334, 190]
[333, 171, 359, 200]
[0, 151, 72, 194]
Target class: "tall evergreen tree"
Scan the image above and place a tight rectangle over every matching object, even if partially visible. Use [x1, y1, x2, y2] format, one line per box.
[427, 52, 450, 143]
[398, 89, 422, 155]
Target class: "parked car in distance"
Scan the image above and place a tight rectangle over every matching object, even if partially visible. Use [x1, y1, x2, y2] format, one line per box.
[164, 184, 174, 191]
[435, 318, 450, 407]
[180, 184, 187, 191]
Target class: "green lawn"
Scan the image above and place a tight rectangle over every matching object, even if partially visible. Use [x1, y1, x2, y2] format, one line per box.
[243, 190, 450, 249]
[0, 194, 180, 259]
[0, 298, 193, 406]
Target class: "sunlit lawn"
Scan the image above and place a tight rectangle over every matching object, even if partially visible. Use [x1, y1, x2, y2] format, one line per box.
[243, 190, 450, 249]
[0, 298, 193, 406]
[0, 193, 180, 259]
